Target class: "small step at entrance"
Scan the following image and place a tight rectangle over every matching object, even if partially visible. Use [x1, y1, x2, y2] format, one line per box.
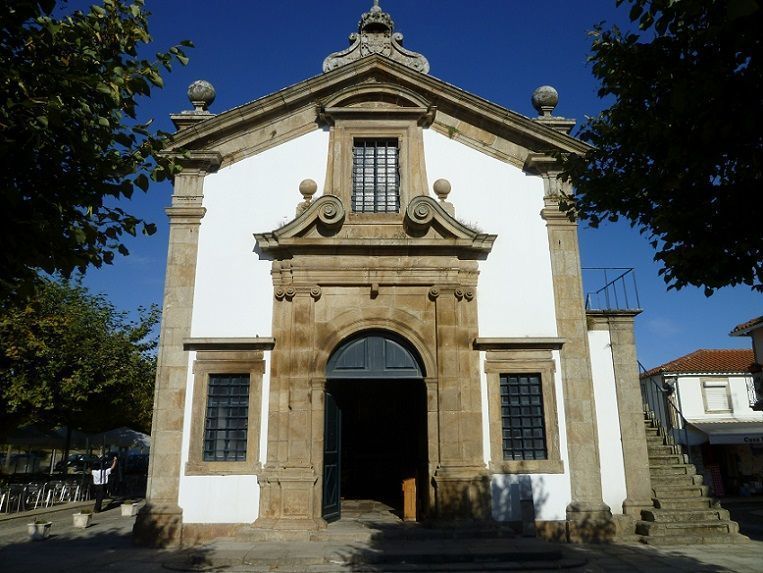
[168, 500, 587, 572]
[638, 411, 748, 545]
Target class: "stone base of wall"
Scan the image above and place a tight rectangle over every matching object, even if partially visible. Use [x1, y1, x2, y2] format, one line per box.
[181, 523, 245, 546]
[565, 514, 617, 543]
[534, 520, 567, 542]
[432, 466, 491, 521]
[133, 503, 183, 547]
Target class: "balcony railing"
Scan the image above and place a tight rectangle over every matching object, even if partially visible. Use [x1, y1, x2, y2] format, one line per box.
[582, 267, 641, 311]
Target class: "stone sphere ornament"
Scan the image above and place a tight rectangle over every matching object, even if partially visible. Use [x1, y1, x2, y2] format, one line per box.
[433, 178, 452, 201]
[188, 80, 216, 111]
[531, 85, 559, 116]
[299, 179, 318, 200]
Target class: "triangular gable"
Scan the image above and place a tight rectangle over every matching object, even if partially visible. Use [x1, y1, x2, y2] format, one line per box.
[168, 55, 587, 169]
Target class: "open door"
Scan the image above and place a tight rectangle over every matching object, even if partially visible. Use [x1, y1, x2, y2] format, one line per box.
[322, 391, 341, 522]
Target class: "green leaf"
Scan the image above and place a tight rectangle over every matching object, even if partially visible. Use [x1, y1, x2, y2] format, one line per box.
[134, 173, 149, 192]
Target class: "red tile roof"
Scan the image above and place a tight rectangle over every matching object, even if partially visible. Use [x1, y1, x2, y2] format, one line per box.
[730, 315, 763, 336]
[641, 349, 756, 378]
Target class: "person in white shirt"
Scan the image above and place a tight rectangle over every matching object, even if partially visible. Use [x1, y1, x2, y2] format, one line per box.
[91, 455, 117, 512]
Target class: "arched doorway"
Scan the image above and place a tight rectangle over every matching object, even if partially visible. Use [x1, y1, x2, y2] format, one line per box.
[323, 330, 427, 522]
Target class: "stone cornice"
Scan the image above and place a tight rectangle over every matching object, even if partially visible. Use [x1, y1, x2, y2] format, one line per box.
[166, 56, 589, 160]
[183, 337, 276, 351]
[473, 337, 566, 351]
[586, 310, 643, 331]
[162, 150, 223, 174]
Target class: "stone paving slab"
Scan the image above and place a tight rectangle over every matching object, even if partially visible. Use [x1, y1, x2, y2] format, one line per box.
[1, 507, 762, 573]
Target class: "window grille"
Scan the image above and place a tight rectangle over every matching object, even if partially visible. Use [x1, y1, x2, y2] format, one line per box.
[500, 373, 548, 460]
[352, 139, 400, 212]
[203, 374, 249, 461]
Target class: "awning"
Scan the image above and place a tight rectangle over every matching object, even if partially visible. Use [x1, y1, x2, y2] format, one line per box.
[686, 418, 763, 445]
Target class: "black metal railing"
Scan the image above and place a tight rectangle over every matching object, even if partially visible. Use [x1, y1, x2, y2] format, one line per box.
[583, 267, 641, 311]
[639, 361, 692, 464]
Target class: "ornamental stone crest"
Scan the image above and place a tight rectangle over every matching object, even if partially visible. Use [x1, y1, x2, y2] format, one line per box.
[323, 1, 430, 74]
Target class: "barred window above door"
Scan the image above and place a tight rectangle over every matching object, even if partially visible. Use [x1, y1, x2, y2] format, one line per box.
[203, 374, 249, 461]
[500, 373, 548, 461]
[352, 139, 400, 213]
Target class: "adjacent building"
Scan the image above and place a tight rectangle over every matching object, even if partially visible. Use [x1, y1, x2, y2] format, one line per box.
[641, 349, 763, 497]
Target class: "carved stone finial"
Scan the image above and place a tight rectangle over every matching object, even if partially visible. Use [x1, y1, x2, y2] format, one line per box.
[531, 85, 558, 117]
[188, 80, 216, 112]
[296, 179, 318, 216]
[433, 179, 451, 201]
[323, 2, 429, 74]
[433, 178, 455, 216]
[299, 179, 318, 201]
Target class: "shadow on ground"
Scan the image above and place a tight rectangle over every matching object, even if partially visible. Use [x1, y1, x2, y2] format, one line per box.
[722, 499, 763, 541]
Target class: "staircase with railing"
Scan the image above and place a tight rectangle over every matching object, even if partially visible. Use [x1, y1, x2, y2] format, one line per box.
[638, 367, 746, 544]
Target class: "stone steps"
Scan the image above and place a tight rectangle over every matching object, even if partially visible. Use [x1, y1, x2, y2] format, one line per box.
[650, 473, 704, 487]
[652, 496, 717, 510]
[641, 508, 730, 523]
[202, 501, 589, 572]
[649, 453, 690, 465]
[652, 483, 709, 498]
[649, 463, 697, 476]
[639, 409, 747, 545]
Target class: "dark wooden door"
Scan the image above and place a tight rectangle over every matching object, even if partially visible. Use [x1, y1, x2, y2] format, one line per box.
[322, 391, 341, 522]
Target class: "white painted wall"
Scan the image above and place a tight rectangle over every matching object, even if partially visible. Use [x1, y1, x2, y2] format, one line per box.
[178, 130, 329, 523]
[180, 128, 565, 523]
[674, 374, 759, 419]
[423, 131, 568, 521]
[588, 330, 627, 515]
[191, 129, 330, 339]
[489, 351, 572, 522]
[423, 131, 558, 338]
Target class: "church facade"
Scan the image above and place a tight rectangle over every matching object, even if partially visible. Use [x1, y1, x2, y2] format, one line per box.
[135, 3, 652, 546]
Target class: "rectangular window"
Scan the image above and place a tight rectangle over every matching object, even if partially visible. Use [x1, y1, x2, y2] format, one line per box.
[203, 374, 250, 461]
[500, 373, 548, 461]
[702, 379, 731, 413]
[352, 139, 400, 213]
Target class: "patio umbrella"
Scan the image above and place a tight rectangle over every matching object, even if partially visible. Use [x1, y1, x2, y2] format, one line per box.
[90, 427, 150, 450]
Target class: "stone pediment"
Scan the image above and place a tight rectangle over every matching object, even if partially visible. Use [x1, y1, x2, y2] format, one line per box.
[254, 195, 496, 260]
[167, 56, 588, 170]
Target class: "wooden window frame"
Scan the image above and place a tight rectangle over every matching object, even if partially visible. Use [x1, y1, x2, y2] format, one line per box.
[485, 349, 563, 474]
[186, 350, 264, 475]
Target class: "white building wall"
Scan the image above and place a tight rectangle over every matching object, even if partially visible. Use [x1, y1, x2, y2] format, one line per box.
[675, 374, 758, 419]
[422, 131, 558, 338]
[191, 129, 330, 339]
[178, 130, 329, 523]
[489, 352, 571, 521]
[178, 128, 571, 523]
[423, 130, 569, 521]
[588, 330, 627, 515]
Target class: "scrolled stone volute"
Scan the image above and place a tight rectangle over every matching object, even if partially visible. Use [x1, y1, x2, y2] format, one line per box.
[405, 195, 435, 231]
[316, 195, 345, 229]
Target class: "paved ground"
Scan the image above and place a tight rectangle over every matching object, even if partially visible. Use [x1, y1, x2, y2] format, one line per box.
[1, 500, 762, 572]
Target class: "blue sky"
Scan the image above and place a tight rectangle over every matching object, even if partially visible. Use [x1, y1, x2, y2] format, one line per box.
[77, 0, 760, 369]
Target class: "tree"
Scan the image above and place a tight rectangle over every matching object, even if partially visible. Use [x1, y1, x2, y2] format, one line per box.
[0, 0, 190, 300]
[0, 278, 159, 437]
[561, 0, 763, 294]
